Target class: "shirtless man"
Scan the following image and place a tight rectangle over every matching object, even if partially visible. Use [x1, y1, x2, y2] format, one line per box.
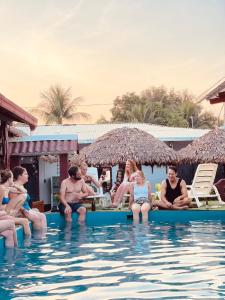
[59, 166, 89, 222]
[157, 165, 191, 210]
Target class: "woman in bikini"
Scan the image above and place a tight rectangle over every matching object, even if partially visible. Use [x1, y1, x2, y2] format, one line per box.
[0, 169, 31, 237]
[11, 166, 47, 231]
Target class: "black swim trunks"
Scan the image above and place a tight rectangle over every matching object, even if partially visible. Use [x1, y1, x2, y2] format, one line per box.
[58, 202, 83, 214]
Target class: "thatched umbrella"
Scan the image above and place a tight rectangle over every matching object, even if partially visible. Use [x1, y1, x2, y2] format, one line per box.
[177, 127, 225, 164]
[78, 127, 178, 166]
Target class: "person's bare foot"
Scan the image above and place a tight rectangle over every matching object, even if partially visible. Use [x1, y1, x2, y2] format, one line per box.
[172, 205, 189, 210]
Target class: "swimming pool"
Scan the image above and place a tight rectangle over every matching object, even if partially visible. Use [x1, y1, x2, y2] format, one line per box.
[1, 212, 225, 299]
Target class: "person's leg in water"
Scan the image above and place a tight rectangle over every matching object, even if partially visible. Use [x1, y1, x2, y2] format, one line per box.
[77, 206, 86, 223]
[131, 203, 141, 224]
[141, 202, 151, 223]
[31, 209, 47, 229]
[0, 220, 18, 247]
[21, 209, 43, 230]
[14, 217, 31, 237]
[58, 203, 73, 222]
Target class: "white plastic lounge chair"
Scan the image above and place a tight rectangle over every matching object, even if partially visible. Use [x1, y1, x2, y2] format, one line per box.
[187, 163, 224, 208]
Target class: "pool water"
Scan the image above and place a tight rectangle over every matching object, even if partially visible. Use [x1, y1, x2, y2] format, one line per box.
[1, 221, 225, 299]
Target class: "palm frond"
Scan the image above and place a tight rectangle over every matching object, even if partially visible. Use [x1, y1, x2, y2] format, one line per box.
[34, 85, 89, 124]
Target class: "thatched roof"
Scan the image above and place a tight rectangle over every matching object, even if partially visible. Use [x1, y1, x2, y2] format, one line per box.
[177, 127, 225, 164]
[69, 152, 84, 166]
[78, 127, 178, 166]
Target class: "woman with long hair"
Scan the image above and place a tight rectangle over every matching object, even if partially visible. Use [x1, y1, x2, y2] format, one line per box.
[12, 166, 47, 231]
[129, 171, 152, 223]
[112, 159, 139, 206]
[0, 169, 31, 237]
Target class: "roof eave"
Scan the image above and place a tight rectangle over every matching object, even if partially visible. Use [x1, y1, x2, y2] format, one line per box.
[0, 93, 37, 130]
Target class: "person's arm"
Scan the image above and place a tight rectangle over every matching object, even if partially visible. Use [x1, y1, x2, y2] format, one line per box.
[129, 183, 134, 209]
[0, 186, 4, 205]
[129, 172, 137, 182]
[90, 176, 101, 188]
[81, 179, 89, 198]
[180, 180, 188, 198]
[60, 180, 72, 214]
[160, 180, 173, 208]
[11, 183, 27, 193]
[147, 182, 152, 204]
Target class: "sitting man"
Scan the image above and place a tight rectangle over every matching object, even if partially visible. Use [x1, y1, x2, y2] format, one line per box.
[157, 165, 191, 210]
[59, 166, 88, 222]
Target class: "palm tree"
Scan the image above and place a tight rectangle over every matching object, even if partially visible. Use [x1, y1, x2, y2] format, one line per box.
[32, 85, 90, 124]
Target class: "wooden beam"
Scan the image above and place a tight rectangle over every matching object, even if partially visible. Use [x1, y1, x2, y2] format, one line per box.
[218, 92, 225, 102]
[0, 121, 9, 168]
[0, 93, 37, 130]
[209, 97, 223, 104]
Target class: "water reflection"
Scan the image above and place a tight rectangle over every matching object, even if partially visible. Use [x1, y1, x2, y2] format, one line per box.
[1, 221, 225, 299]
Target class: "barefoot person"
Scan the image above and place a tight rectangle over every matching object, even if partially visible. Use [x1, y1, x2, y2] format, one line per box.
[158, 165, 191, 210]
[112, 159, 139, 206]
[12, 166, 47, 231]
[129, 171, 152, 223]
[0, 169, 31, 237]
[59, 166, 88, 222]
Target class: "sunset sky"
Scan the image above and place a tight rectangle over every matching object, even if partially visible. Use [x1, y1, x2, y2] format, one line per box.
[1, 0, 225, 123]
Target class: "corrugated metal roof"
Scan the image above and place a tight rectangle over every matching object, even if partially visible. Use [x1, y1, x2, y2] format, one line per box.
[10, 134, 78, 142]
[9, 139, 77, 156]
[15, 123, 209, 144]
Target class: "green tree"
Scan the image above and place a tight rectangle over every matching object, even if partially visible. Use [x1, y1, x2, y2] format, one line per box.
[196, 111, 219, 129]
[32, 85, 90, 124]
[109, 86, 218, 128]
[96, 115, 109, 124]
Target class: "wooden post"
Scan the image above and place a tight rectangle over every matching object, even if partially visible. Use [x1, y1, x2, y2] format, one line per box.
[0, 121, 9, 169]
[59, 153, 68, 183]
[224, 103, 225, 126]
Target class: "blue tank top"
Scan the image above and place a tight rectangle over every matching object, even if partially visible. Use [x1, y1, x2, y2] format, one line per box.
[134, 182, 148, 200]
[2, 196, 9, 204]
[23, 194, 31, 210]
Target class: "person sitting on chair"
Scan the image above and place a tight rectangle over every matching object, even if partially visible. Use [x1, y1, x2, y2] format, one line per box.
[157, 165, 191, 210]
